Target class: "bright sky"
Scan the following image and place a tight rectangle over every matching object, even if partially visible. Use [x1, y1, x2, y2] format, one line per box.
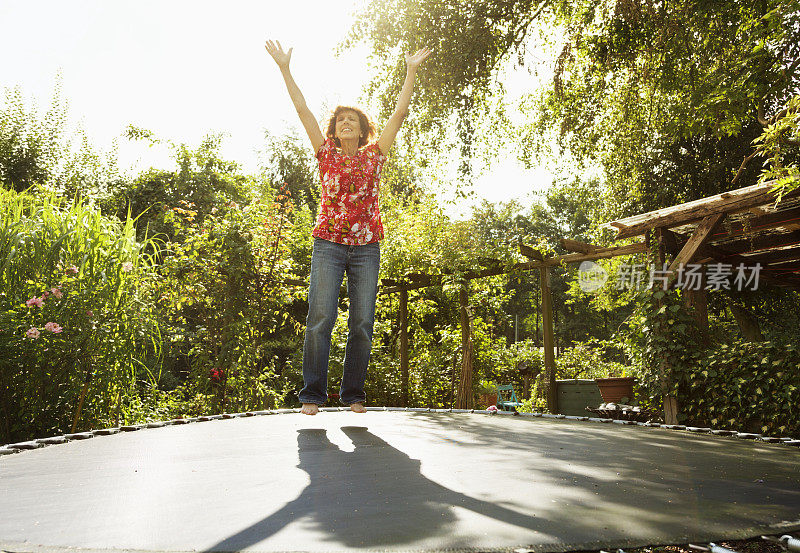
[0, 0, 554, 216]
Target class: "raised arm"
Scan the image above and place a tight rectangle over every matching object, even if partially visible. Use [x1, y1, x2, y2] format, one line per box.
[377, 47, 432, 156]
[264, 40, 325, 154]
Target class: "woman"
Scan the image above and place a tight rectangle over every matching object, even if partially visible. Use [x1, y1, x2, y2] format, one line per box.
[264, 39, 431, 415]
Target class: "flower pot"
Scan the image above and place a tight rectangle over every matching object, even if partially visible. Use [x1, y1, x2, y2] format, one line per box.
[595, 377, 636, 403]
[478, 393, 498, 407]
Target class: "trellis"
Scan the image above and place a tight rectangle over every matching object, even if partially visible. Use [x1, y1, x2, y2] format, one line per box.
[379, 241, 648, 412]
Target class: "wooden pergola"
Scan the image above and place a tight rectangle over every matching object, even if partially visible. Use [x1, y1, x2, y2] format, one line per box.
[604, 179, 800, 423]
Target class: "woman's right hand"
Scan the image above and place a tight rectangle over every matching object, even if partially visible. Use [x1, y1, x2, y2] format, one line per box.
[265, 39, 292, 69]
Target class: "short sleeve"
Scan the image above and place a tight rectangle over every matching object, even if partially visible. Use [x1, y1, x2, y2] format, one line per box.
[316, 138, 335, 162]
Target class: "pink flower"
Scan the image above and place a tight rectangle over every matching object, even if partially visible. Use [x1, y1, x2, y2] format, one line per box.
[86, 310, 93, 318]
[26, 296, 44, 308]
[51, 287, 63, 299]
[44, 322, 63, 333]
[122, 262, 134, 272]
[65, 265, 79, 275]
[25, 327, 40, 339]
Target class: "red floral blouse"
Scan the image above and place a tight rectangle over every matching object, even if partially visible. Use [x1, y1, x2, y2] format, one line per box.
[313, 138, 386, 245]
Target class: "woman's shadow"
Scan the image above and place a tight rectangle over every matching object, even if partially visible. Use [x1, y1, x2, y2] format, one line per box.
[206, 426, 543, 551]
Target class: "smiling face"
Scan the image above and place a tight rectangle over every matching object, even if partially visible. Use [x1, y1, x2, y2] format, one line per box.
[335, 110, 362, 143]
[325, 106, 376, 148]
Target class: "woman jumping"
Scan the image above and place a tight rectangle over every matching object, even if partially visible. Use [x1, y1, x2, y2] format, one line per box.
[264, 39, 431, 415]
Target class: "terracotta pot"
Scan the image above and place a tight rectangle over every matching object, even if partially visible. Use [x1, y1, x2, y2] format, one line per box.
[478, 393, 498, 407]
[595, 377, 636, 403]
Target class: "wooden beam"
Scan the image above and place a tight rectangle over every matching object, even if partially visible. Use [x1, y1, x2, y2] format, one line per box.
[399, 289, 409, 407]
[539, 266, 557, 413]
[559, 238, 601, 254]
[520, 243, 544, 261]
[606, 180, 800, 239]
[668, 213, 724, 274]
[763, 259, 800, 271]
[535, 242, 648, 267]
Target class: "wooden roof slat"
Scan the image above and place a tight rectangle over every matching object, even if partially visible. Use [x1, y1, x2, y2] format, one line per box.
[652, 228, 800, 288]
[606, 180, 799, 239]
[763, 259, 800, 271]
[714, 229, 800, 254]
[697, 243, 800, 288]
[709, 206, 800, 241]
[742, 245, 800, 264]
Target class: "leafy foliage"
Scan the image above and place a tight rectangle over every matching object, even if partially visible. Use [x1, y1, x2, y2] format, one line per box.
[154, 185, 310, 415]
[0, 83, 119, 198]
[680, 340, 800, 436]
[0, 189, 160, 442]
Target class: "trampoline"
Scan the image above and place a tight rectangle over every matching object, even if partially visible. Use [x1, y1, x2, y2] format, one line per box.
[1, 409, 799, 553]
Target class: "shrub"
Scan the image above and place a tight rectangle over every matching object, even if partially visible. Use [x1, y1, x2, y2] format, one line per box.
[0, 188, 160, 442]
[679, 341, 800, 436]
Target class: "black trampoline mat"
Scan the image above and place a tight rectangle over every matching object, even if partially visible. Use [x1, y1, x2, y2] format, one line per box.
[1, 411, 799, 553]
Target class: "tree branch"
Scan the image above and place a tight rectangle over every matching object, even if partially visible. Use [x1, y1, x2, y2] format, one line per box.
[731, 147, 764, 185]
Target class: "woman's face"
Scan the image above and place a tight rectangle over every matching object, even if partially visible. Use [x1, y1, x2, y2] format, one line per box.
[335, 110, 362, 142]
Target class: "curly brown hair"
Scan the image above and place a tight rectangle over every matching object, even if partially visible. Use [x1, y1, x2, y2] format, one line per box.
[325, 106, 376, 148]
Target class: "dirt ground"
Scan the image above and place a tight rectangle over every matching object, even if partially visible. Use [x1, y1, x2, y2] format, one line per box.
[588, 536, 789, 553]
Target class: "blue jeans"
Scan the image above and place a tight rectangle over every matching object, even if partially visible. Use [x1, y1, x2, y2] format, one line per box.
[299, 238, 380, 405]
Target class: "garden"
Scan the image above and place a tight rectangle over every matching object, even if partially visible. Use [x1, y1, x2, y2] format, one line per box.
[2, 0, 799, 445]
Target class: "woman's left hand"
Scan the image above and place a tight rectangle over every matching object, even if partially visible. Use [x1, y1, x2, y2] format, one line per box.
[405, 47, 432, 69]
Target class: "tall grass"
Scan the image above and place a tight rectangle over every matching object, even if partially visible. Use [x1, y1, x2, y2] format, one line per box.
[0, 188, 160, 443]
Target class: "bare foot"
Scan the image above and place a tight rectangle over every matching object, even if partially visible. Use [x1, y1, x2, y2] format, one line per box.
[350, 403, 366, 413]
[301, 403, 319, 415]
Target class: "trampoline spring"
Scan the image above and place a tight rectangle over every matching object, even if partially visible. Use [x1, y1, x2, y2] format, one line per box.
[763, 535, 800, 551]
[781, 535, 800, 552]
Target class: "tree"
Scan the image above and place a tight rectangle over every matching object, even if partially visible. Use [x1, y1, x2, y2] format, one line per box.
[261, 130, 320, 214]
[0, 83, 119, 198]
[346, 0, 800, 200]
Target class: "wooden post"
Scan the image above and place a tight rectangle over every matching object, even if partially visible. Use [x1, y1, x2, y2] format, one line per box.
[539, 266, 557, 413]
[399, 288, 409, 406]
[654, 228, 679, 425]
[455, 284, 474, 410]
[684, 267, 709, 346]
